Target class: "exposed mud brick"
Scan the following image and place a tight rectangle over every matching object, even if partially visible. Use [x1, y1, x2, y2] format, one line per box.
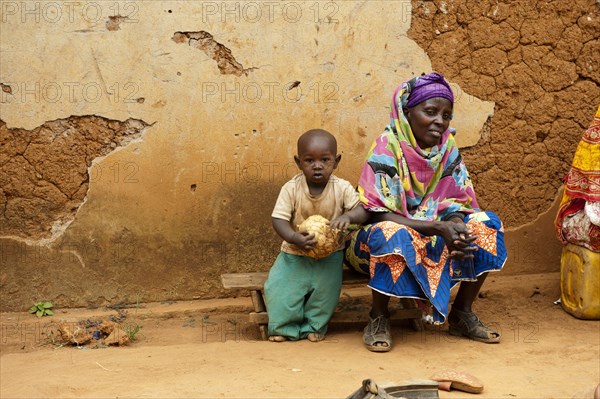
[495, 64, 544, 109]
[538, 53, 579, 91]
[172, 31, 255, 76]
[409, 0, 600, 226]
[577, 10, 600, 42]
[455, 2, 488, 25]
[521, 45, 552, 84]
[428, 30, 469, 78]
[555, 80, 600, 127]
[455, 69, 496, 100]
[520, 18, 564, 46]
[555, 25, 585, 62]
[0, 116, 149, 239]
[489, 141, 525, 172]
[506, 46, 523, 65]
[523, 94, 558, 125]
[471, 47, 509, 77]
[546, 119, 588, 165]
[483, 2, 511, 23]
[468, 20, 520, 51]
[432, 10, 458, 34]
[577, 39, 600, 83]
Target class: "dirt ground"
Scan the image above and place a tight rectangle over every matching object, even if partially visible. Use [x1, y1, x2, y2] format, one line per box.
[1, 272, 599, 399]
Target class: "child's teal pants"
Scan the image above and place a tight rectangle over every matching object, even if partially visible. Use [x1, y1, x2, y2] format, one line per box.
[264, 251, 343, 340]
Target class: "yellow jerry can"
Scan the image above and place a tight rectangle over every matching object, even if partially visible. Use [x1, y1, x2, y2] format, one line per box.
[560, 243, 600, 319]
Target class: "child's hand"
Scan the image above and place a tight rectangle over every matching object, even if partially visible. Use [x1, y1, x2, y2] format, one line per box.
[330, 214, 351, 231]
[290, 230, 317, 250]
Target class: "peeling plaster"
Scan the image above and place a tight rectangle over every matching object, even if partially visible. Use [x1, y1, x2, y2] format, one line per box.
[106, 15, 129, 31]
[172, 31, 257, 76]
[0, 83, 12, 95]
[0, 116, 151, 242]
[0, 0, 535, 311]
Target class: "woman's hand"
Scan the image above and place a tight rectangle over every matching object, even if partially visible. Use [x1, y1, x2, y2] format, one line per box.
[330, 214, 351, 231]
[368, 212, 477, 259]
[439, 218, 478, 260]
[290, 230, 317, 250]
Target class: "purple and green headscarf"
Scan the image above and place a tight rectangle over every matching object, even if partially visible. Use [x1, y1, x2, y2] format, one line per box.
[405, 72, 454, 108]
[357, 72, 480, 221]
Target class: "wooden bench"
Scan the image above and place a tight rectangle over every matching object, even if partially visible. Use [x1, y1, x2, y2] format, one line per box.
[221, 269, 424, 340]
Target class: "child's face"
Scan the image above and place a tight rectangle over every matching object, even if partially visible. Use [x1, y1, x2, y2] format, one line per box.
[294, 136, 341, 187]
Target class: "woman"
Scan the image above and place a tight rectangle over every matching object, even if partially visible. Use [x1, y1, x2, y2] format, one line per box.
[347, 72, 507, 352]
[555, 105, 600, 252]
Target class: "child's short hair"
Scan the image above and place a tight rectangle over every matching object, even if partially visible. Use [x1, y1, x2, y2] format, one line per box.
[297, 129, 337, 155]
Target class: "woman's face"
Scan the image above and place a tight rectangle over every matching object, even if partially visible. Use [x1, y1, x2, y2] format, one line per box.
[404, 97, 453, 149]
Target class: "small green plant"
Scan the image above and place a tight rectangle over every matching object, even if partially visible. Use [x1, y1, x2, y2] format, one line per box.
[124, 323, 142, 342]
[29, 301, 54, 317]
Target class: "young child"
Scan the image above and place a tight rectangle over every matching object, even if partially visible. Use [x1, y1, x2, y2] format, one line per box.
[265, 129, 368, 342]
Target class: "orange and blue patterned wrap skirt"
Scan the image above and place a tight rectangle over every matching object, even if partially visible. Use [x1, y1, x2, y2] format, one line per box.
[345, 211, 507, 323]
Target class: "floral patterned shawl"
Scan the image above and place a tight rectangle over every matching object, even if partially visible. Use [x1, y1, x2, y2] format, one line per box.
[358, 77, 479, 221]
[555, 104, 600, 250]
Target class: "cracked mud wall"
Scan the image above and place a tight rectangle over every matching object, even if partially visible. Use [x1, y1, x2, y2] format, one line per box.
[0, 1, 598, 311]
[1, 116, 149, 240]
[408, 0, 600, 225]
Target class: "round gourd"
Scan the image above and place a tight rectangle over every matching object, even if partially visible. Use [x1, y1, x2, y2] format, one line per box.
[297, 215, 342, 259]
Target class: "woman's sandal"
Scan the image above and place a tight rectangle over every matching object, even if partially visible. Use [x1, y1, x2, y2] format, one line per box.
[448, 308, 501, 343]
[363, 315, 392, 352]
[430, 370, 484, 393]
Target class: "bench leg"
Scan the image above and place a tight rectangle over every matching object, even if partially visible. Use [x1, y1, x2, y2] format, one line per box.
[399, 298, 425, 332]
[251, 290, 269, 340]
[258, 325, 268, 341]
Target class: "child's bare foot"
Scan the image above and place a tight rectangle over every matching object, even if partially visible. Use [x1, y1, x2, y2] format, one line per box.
[268, 335, 288, 342]
[307, 333, 324, 342]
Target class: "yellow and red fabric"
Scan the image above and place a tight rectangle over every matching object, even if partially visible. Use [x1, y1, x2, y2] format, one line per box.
[555, 105, 600, 252]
